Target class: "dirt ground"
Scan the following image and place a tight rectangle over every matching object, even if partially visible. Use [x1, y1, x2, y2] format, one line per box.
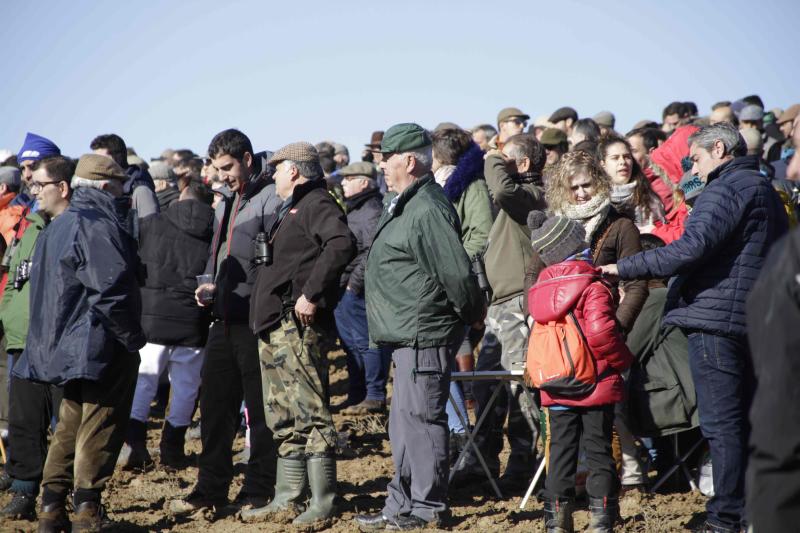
[1, 349, 709, 532]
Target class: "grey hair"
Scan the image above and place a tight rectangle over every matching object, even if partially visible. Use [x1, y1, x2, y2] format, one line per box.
[472, 124, 498, 138]
[401, 146, 433, 173]
[71, 176, 110, 190]
[283, 159, 324, 181]
[688, 122, 747, 157]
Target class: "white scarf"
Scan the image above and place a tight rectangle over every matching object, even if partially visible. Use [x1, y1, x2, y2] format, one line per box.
[558, 195, 611, 240]
[434, 165, 455, 187]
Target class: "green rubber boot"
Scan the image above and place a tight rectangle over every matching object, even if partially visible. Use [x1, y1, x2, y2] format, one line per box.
[292, 455, 337, 525]
[240, 455, 307, 523]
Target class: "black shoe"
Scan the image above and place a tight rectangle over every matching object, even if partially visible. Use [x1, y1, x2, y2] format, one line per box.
[159, 422, 190, 470]
[355, 512, 390, 531]
[37, 501, 70, 533]
[449, 432, 468, 466]
[0, 469, 11, 491]
[385, 514, 436, 531]
[1, 492, 37, 520]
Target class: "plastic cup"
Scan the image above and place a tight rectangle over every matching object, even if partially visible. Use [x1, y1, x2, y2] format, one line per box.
[196, 274, 215, 305]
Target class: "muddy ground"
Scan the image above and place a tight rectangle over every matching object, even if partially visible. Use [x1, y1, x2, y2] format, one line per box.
[1, 349, 708, 532]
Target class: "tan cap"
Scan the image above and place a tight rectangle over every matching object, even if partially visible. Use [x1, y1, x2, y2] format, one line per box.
[778, 104, 800, 124]
[268, 142, 319, 165]
[75, 153, 127, 181]
[593, 111, 615, 128]
[339, 161, 377, 179]
[497, 107, 530, 124]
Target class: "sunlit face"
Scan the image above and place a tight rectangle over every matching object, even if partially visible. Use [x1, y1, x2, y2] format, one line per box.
[31, 167, 68, 217]
[211, 153, 251, 193]
[379, 152, 415, 194]
[499, 117, 526, 140]
[545, 146, 561, 166]
[710, 107, 734, 125]
[662, 113, 680, 133]
[569, 171, 595, 204]
[472, 130, 490, 151]
[20, 160, 36, 187]
[341, 176, 369, 198]
[689, 142, 726, 182]
[602, 142, 634, 185]
[273, 160, 297, 200]
[627, 134, 649, 169]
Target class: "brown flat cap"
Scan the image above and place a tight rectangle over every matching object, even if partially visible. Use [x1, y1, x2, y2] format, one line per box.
[497, 107, 530, 124]
[75, 153, 127, 181]
[365, 131, 384, 149]
[268, 142, 319, 165]
[778, 104, 800, 124]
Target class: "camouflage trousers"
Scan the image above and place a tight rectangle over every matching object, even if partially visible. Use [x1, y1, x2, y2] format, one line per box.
[472, 295, 539, 468]
[258, 317, 337, 458]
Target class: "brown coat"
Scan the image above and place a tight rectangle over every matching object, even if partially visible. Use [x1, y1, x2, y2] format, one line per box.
[524, 208, 647, 333]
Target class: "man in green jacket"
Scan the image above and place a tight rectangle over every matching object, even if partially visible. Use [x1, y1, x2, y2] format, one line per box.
[0, 156, 72, 520]
[356, 123, 485, 531]
[453, 133, 547, 490]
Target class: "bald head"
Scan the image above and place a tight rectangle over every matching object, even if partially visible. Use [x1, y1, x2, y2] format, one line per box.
[710, 106, 735, 126]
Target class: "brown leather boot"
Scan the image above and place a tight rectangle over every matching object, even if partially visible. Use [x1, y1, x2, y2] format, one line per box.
[71, 502, 104, 533]
[37, 501, 70, 533]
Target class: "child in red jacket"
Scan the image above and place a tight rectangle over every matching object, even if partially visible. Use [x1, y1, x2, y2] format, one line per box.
[526, 211, 633, 533]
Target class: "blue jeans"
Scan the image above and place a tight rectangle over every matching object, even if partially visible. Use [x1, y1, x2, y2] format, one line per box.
[334, 289, 390, 402]
[446, 381, 467, 434]
[687, 331, 753, 531]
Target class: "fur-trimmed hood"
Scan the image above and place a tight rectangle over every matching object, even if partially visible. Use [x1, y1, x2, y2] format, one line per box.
[442, 142, 485, 202]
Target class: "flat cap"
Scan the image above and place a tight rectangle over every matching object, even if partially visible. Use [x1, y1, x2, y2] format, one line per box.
[548, 106, 578, 124]
[380, 123, 432, 154]
[540, 128, 568, 147]
[778, 104, 800, 125]
[339, 161, 377, 179]
[497, 107, 530, 124]
[593, 111, 615, 128]
[739, 105, 764, 122]
[75, 153, 127, 181]
[268, 142, 319, 165]
[0, 166, 21, 188]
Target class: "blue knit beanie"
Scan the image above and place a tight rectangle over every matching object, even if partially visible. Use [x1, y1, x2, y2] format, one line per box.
[17, 132, 61, 162]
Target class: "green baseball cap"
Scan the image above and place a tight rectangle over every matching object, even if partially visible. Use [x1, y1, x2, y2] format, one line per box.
[380, 123, 432, 154]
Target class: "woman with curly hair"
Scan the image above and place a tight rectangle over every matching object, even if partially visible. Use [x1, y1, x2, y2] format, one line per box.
[598, 136, 665, 233]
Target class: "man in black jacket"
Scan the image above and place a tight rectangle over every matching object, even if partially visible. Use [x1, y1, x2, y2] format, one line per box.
[121, 181, 214, 470]
[16, 154, 145, 532]
[169, 129, 281, 516]
[242, 142, 355, 525]
[334, 162, 390, 415]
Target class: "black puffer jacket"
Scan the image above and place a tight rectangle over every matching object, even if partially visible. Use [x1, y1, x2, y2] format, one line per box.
[139, 199, 214, 347]
[340, 188, 383, 295]
[205, 152, 281, 324]
[14, 187, 146, 385]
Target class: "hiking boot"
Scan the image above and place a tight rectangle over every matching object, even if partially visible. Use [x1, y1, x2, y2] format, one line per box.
[71, 502, 106, 533]
[167, 487, 227, 516]
[1, 491, 37, 520]
[159, 421, 190, 470]
[293, 455, 337, 524]
[341, 399, 386, 415]
[120, 419, 153, 470]
[543, 496, 574, 533]
[37, 501, 70, 533]
[240, 455, 307, 522]
[587, 496, 619, 533]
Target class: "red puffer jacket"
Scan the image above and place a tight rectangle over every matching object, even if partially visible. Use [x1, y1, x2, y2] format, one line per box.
[528, 259, 633, 408]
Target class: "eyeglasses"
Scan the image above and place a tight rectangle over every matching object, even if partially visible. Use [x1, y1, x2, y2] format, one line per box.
[29, 180, 64, 193]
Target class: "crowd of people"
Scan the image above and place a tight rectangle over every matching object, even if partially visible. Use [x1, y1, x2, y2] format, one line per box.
[0, 95, 798, 533]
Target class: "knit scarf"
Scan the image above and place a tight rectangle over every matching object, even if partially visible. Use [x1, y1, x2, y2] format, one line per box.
[558, 194, 611, 240]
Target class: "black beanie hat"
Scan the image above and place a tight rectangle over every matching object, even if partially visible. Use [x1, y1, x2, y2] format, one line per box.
[527, 210, 587, 266]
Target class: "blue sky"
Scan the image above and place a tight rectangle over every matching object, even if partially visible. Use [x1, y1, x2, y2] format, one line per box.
[1, 0, 797, 161]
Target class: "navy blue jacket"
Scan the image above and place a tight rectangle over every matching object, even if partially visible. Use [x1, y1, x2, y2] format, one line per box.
[618, 156, 788, 337]
[14, 187, 146, 385]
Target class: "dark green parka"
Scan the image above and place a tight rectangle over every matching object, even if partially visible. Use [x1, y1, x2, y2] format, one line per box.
[365, 175, 484, 348]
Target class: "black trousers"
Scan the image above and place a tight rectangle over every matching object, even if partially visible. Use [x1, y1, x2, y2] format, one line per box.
[7, 362, 63, 484]
[545, 404, 619, 499]
[197, 322, 276, 499]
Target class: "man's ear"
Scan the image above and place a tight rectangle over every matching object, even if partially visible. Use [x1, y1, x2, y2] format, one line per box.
[405, 154, 417, 174]
[712, 139, 726, 159]
[243, 152, 253, 170]
[517, 156, 531, 173]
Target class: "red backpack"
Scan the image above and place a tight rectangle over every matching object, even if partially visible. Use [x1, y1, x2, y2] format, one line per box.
[525, 310, 596, 398]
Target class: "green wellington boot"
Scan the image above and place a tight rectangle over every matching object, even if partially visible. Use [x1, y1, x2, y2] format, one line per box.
[240, 455, 307, 523]
[292, 455, 337, 524]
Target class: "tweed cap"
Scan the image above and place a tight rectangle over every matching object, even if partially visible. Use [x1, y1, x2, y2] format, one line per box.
[593, 111, 616, 129]
[380, 123, 432, 154]
[527, 210, 586, 266]
[75, 153, 127, 181]
[268, 142, 319, 165]
[340, 161, 377, 179]
[540, 128, 568, 147]
[548, 106, 578, 124]
[497, 107, 530, 124]
[778, 104, 800, 125]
